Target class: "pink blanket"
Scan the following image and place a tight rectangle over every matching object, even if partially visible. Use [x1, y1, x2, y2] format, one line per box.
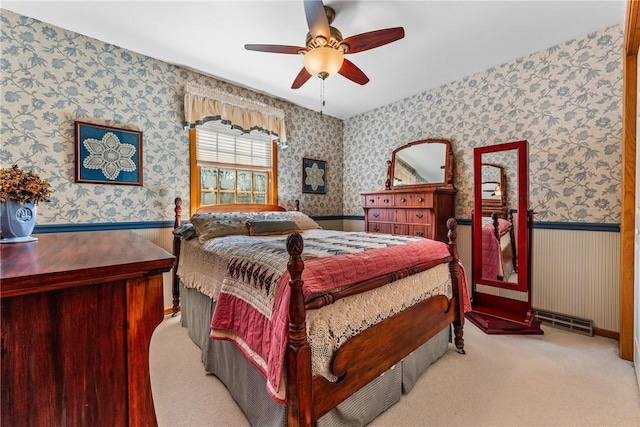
[209, 233, 457, 402]
[481, 225, 502, 279]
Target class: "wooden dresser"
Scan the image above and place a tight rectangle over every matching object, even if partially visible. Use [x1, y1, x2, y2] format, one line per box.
[1, 230, 175, 427]
[362, 188, 456, 243]
[362, 138, 457, 243]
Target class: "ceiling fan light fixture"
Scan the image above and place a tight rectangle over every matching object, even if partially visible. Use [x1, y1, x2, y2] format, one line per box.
[303, 46, 344, 79]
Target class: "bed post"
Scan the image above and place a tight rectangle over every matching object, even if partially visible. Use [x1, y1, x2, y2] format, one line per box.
[447, 218, 465, 354]
[491, 212, 500, 241]
[285, 233, 312, 427]
[171, 197, 182, 316]
[508, 209, 518, 273]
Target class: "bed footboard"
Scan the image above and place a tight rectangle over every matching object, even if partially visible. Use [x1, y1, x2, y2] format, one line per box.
[285, 218, 465, 427]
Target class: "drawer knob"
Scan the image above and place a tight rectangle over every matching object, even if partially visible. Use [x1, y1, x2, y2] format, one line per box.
[369, 199, 375, 203]
[383, 199, 389, 203]
[416, 213, 423, 219]
[417, 197, 423, 203]
[416, 231, 424, 237]
[373, 213, 379, 218]
[400, 198, 406, 203]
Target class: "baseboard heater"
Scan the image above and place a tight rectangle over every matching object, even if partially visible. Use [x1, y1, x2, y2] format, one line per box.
[533, 309, 594, 337]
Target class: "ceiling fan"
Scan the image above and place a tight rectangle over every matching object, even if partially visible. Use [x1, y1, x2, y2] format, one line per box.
[244, 0, 405, 89]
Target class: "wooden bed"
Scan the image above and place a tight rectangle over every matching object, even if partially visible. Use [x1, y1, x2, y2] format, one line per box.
[171, 198, 466, 427]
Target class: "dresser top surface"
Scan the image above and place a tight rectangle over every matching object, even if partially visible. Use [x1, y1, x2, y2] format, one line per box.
[1, 230, 175, 296]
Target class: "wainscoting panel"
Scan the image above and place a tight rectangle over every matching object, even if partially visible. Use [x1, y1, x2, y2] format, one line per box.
[531, 228, 620, 332]
[132, 228, 176, 309]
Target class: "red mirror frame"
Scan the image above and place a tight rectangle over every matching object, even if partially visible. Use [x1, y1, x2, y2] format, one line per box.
[472, 140, 530, 293]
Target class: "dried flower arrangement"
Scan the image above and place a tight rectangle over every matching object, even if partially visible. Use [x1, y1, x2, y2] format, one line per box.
[0, 165, 52, 204]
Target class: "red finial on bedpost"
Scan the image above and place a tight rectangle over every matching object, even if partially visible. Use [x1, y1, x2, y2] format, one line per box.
[285, 233, 312, 427]
[446, 218, 465, 354]
[171, 197, 183, 316]
[294, 199, 300, 211]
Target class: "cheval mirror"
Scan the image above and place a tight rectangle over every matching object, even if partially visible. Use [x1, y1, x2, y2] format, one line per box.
[466, 140, 543, 334]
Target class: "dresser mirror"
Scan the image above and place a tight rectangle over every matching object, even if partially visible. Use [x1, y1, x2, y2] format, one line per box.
[468, 140, 541, 334]
[386, 139, 454, 190]
[481, 163, 507, 209]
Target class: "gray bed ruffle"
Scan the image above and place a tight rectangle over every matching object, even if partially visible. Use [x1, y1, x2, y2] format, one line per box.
[180, 283, 450, 427]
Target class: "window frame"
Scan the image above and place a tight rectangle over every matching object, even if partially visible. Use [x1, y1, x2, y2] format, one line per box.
[189, 128, 278, 216]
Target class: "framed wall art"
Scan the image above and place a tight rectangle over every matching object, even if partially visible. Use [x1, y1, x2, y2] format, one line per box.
[75, 121, 143, 185]
[302, 158, 326, 194]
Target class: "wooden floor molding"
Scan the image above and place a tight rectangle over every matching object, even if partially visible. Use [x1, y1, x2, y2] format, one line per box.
[593, 327, 619, 341]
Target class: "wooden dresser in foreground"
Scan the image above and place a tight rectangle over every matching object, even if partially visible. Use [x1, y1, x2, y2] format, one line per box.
[362, 188, 456, 243]
[1, 230, 175, 427]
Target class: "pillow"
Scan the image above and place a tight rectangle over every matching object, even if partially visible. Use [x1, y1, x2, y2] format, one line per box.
[262, 211, 322, 230]
[246, 219, 302, 236]
[190, 213, 260, 242]
[172, 223, 196, 240]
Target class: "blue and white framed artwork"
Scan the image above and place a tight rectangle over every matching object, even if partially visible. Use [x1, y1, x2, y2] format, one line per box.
[302, 158, 326, 194]
[75, 121, 143, 185]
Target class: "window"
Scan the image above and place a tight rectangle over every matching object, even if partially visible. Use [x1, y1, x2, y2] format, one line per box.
[190, 122, 278, 214]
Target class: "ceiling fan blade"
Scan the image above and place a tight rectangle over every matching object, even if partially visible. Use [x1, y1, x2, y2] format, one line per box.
[291, 67, 313, 89]
[244, 44, 306, 55]
[304, 0, 330, 39]
[338, 59, 370, 86]
[341, 27, 405, 54]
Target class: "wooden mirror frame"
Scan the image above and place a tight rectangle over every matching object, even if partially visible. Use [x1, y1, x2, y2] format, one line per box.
[385, 138, 455, 190]
[473, 140, 530, 293]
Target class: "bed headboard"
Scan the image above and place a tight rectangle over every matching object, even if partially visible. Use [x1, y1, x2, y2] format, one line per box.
[195, 203, 287, 214]
[173, 198, 300, 229]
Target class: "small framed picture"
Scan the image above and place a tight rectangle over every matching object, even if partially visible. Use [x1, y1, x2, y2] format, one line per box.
[75, 121, 143, 185]
[302, 158, 326, 194]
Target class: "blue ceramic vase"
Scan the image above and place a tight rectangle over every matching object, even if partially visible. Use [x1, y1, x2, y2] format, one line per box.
[0, 200, 38, 243]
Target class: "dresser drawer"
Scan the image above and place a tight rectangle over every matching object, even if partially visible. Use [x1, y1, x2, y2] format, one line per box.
[364, 194, 394, 207]
[396, 209, 432, 225]
[367, 209, 394, 222]
[408, 225, 432, 239]
[394, 193, 433, 207]
[367, 223, 394, 234]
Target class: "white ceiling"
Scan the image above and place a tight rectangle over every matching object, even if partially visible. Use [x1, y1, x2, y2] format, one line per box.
[2, 1, 627, 120]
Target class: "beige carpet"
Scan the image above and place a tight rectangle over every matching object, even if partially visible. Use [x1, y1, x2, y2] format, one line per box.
[150, 315, 640, 426]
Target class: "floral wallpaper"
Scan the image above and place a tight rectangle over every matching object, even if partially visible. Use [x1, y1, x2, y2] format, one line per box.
[342, 24, 623, 223]
[0, 9, 343, 224]
[1, 9, 623, 226]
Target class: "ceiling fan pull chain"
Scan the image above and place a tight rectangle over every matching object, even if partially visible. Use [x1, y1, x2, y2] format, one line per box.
[320, 78, 325, 116]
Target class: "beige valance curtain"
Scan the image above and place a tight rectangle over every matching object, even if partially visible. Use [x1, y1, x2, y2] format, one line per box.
[183, 82, 287, 143]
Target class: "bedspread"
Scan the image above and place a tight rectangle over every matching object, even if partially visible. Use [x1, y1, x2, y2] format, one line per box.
[179, 229, 343, 299]
[209, 232, 453, 402]
[481, 225, 503, 279]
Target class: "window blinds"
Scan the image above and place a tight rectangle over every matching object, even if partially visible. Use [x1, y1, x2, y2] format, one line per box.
[196, 122, 272, 169]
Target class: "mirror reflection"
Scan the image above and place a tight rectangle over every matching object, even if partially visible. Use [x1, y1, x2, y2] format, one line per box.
[388, 139, 453, 190]
[481, 163, 505, 203]
[394, 144, 445, 186]
[479, 151, 519, 284]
